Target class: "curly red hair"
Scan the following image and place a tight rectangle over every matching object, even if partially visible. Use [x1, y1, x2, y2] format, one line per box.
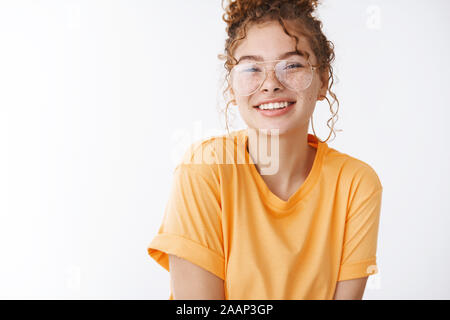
[217, 0, 339, 142]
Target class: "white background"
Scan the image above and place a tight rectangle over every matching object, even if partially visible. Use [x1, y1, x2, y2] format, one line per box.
[0, 0, 449, 299]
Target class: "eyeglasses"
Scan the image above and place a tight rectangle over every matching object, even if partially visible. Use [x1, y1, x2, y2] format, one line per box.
[230, 56, 318, 96]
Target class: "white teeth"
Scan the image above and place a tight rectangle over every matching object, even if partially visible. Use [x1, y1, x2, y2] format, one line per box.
[258, 101, 292, 110]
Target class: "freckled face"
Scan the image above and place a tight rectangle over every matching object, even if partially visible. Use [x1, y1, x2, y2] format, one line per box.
[231, 20, 327, 135]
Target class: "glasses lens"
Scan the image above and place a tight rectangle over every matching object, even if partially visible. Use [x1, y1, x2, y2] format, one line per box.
[231, 56, 314, 96]
[276, 57, 314, 91]
[230, 63, 265, 96]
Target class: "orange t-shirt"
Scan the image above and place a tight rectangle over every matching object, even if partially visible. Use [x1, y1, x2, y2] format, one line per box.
[147, 128, 383, 299]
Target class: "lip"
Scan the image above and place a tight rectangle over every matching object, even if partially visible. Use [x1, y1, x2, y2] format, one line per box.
[253, 98, 296, 108]
[255, 101, 296, 117]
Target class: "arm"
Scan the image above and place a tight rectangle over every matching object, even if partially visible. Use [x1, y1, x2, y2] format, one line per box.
[168, 254, 225, 300]
[333, 277, 368, 300]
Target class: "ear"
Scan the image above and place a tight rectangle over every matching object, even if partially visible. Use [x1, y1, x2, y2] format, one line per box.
[317, 68, 329, 101]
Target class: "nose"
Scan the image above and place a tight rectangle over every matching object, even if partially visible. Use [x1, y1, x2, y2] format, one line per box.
[260, 68, 283, 93]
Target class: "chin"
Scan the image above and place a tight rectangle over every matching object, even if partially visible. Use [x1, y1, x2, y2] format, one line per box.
[247, 123, 292, 136]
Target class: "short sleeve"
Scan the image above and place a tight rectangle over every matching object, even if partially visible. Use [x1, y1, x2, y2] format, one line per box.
[147, 161, 225, 282]
[337, 165, 383, 281]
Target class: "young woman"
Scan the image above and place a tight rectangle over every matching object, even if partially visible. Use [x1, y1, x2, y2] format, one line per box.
[148, 0, 383, 300]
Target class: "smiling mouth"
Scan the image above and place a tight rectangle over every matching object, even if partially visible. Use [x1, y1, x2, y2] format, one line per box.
[254, 101, 296, 109]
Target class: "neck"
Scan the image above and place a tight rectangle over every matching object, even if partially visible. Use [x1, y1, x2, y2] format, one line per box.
[247, 125, 316, 190]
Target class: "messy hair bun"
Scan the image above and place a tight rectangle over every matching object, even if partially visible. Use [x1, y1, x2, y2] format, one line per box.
[217, 0, 339, 143]
[223, 0, 319, 37]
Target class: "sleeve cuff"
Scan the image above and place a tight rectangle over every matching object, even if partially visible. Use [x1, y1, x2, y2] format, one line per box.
[147, 233, 225, 281]
[337, 257, 378, 281]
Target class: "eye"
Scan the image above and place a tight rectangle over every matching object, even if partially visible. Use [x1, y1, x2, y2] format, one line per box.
[242, 66, 262, 73]
[285, 63, 304, 70]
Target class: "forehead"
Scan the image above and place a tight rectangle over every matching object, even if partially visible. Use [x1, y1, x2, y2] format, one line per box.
[234, 20, 315, 62]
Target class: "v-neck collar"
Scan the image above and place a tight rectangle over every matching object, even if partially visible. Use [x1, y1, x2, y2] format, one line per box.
[239, 128, 326, 213]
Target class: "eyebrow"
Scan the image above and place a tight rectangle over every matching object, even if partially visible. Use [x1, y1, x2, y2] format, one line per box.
[236, 50, 306, 63]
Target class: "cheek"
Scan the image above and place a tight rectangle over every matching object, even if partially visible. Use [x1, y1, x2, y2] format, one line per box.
[292, 89, 319, 119]
[238, 104, 252, 117]
[235, 96, 252, 109]
[303, 78, 322, 103]
[297, 87, 318, 107]
[306, 91, 317, 104]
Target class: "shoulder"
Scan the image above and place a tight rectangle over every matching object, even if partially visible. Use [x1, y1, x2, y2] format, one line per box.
[323, 145, 383, 193]
[178, 129, 246, 167]
[178, 136, 219, 166]
[174, 130, 244, 182]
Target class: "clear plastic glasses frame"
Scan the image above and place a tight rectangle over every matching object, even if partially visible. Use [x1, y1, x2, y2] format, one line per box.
[230, 58, 319, 97]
